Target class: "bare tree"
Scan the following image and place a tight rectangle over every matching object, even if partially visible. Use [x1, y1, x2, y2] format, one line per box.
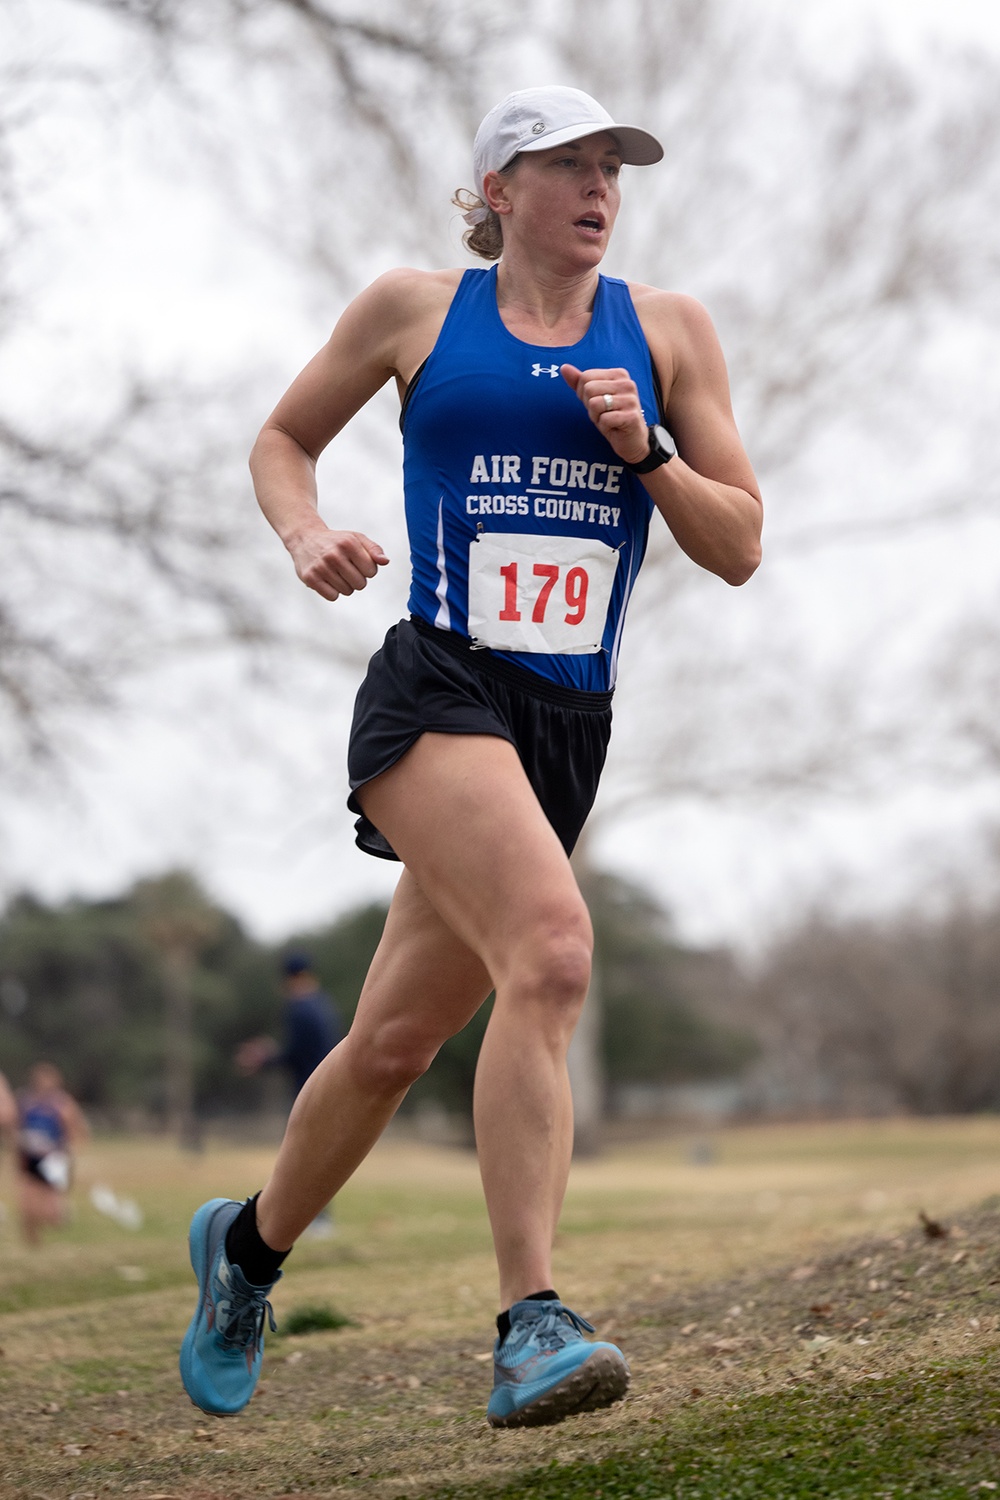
[734, 888, 1000, 1117]
[6, 0, 1000, 1138]
[0, 0, 516, 788]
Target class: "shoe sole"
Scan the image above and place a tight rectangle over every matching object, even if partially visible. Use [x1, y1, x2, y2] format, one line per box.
[487, 1347, 630, 1428]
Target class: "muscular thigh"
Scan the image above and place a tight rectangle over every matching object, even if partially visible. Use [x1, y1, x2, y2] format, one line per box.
[356, 732, 590, 983]
[348, 866, 494, 1055]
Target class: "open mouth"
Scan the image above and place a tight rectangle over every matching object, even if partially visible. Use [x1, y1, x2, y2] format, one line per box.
[575, 215, 604, 233]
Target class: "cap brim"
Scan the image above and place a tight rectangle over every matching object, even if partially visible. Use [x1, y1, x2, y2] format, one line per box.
[518, 121, 663, 166]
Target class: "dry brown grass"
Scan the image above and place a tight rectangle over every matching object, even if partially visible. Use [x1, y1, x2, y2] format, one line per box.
[1, 1116, 999, 1498]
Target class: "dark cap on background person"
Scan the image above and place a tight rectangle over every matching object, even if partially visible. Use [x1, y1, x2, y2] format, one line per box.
[281, 950, 314, 978]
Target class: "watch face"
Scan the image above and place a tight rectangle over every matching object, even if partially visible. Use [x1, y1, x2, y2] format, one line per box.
[652, 424, 676, 458]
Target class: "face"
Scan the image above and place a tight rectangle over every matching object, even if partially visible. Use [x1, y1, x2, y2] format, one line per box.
[31, 1063, 62, 1093]
[484, 131, 623, 269]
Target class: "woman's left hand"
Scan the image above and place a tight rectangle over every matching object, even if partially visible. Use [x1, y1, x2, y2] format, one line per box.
[560, 363, 649, 467]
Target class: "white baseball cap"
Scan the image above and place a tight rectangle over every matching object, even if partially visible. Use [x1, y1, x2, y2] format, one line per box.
[473, 85, 663, 199]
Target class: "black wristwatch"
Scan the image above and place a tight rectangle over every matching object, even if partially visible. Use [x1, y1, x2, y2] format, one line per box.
[626, 423, 676, 474]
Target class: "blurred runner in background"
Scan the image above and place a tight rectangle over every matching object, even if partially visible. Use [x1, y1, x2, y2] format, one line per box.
[0, 1069, 15, 1136]
[16, 1062, 89, 1246]
[0, 1069, 16, 1225]
[236, 952, 343, 1237]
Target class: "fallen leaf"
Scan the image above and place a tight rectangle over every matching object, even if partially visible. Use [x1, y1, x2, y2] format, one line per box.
[810, 1303, 834, 1320]
[689, 1386, 704, 1397]
[919, 1210, 949, 1239]
[285, 1351, 304, 1365]
[790, 1265, 816, 1282]
[473, 1352, 492, 1362]
[61, 1444, 89, 1456]
[679, 1322, 698, 1336]
[952, 1250, 968, 1265]
[404, 1375, 421, 1389]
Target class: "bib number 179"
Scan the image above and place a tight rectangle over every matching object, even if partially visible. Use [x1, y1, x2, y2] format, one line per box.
[499, 562, 589, 626]
[467, 532, 620, 655]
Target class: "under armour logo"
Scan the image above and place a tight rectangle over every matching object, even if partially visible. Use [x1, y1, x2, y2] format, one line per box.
[532, 363, 560, 378]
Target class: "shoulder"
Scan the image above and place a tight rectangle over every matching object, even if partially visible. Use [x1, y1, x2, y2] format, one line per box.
[348, 266, 465, 326]
[626, 284, 719, 346]
[626, 284, 730, 392]
[332, 267, 467, 379]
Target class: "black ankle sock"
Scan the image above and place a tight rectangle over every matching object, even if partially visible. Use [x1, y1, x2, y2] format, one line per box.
[496, 1288, 559, 1345]
[224, 1193, 291, 1287]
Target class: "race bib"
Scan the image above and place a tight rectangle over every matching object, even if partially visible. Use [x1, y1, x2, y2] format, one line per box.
[467, 532, 620, 654]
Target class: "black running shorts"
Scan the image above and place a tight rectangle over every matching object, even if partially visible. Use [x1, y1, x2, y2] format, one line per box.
[347, 616, 614, 861]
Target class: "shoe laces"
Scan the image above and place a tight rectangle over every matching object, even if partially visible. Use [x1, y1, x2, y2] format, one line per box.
[514, 1301, 595, 1352]
[217, 1265, 278, 1353]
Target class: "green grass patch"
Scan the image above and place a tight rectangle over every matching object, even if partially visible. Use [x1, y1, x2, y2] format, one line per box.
[432, 1359, 1000, 1499]
[279, 1300, 356, 1335]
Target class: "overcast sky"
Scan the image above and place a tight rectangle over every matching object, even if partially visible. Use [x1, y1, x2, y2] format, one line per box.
[2, 0, 999, 949]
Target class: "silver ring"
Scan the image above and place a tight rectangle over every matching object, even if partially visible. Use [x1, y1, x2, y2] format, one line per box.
[603, 393, 614, 412]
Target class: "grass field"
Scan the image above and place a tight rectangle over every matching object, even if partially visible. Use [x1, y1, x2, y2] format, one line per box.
[2, 1117, 1000, 1498]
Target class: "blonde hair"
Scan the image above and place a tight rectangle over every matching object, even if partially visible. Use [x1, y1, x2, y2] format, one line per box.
[452, 155, 521, 262]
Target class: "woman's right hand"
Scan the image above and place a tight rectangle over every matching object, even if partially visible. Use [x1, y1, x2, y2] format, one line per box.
[287, 526, 389, 601]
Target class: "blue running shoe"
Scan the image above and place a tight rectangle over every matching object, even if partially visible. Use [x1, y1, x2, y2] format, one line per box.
[179, 1197, 280, 1416]
[486, 1298, 629, 1428]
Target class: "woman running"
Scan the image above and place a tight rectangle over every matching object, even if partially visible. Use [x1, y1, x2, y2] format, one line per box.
[181, 84, 761, 1429]
[16, 1062, 88, 1246]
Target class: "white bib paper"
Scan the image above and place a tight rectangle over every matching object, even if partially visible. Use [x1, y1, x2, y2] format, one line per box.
[467, 531, 620, 654]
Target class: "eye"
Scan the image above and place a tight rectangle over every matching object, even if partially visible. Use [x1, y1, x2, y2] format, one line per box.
[603, 162, 621, 178]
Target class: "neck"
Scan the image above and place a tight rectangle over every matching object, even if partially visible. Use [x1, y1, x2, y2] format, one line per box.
[494, 256, 601, 344]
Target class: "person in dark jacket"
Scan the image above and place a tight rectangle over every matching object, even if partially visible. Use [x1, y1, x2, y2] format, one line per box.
[236, 952, 343, 1238]
[237, 952, 343, 1098]
[235, 954, 341, 1098]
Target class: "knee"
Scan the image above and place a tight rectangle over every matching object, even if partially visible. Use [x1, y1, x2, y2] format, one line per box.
[504, 905, 593, 1020]
[344, 1018, 441, 1098]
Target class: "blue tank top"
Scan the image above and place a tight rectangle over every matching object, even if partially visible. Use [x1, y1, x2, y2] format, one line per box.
[19, 1096, 66, 1151]
[402, 266, 659, 691]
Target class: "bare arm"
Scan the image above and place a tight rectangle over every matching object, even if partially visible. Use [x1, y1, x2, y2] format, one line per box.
[249, 267, 456, 601]
[0, 1072, 15, 1136]
[61, 1095, 90, 1150]
[562, 292, 762, 585]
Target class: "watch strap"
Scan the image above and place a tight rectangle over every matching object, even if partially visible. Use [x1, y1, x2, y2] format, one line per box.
[626, 425, 674, 474]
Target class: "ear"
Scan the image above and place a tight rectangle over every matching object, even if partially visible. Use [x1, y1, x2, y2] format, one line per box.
[482, 169, 513, 216]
